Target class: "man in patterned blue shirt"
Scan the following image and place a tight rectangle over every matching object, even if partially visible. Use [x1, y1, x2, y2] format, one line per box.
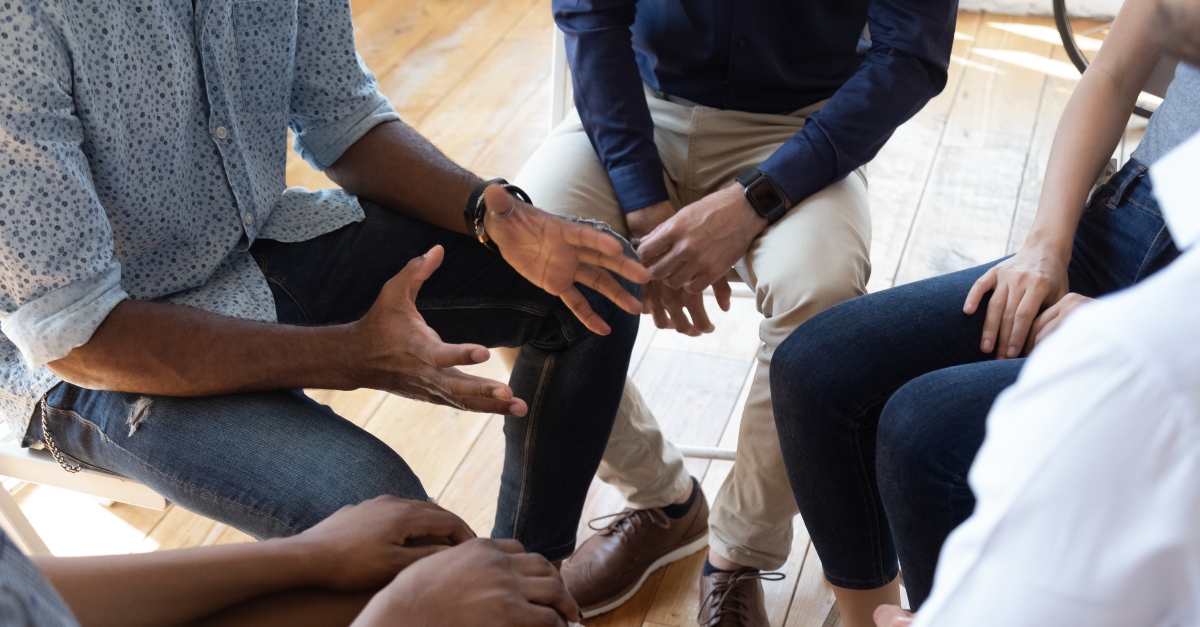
[0, 0, 648, 563]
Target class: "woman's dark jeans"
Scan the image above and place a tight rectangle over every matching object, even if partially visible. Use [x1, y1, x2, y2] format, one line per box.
[771, 159, 1180, 607]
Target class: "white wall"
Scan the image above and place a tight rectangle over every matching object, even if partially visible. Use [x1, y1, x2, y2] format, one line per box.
[960, 0, 1119, 18]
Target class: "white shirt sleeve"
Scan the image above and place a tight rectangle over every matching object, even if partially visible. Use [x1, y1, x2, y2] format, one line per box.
[913, 298, 1200, 627]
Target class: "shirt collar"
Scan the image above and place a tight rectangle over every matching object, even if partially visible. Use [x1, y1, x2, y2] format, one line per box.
[1151, 129, 1200, 250]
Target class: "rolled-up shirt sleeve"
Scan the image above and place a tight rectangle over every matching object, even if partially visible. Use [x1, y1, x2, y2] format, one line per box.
[0, 0, 128, 369]
[288, 0, 401, 170]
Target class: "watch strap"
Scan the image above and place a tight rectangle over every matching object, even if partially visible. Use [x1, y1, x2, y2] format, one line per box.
[735, 168, 791, 224]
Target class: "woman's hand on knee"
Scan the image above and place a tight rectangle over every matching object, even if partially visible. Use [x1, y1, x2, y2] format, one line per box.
[963, 247, 1069, 360]
[288, 495, 476, 592]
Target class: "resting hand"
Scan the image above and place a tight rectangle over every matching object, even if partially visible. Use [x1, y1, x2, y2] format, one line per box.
[874, 604, 915, 626]
[483, 186, 651, 335]
[1025, 292, 1093, 354]
[963, 245, 1069, 359]
[289, 496, 476, 592]
[628, 201, 732, 335]
[637, 184, 766, 295]
[351, 246, 528, 416]
[355, 538, 581, 627]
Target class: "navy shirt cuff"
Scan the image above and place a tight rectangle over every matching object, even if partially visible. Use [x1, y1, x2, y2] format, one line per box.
[758, 138, 837, 209]
[608, 161, 670, 213]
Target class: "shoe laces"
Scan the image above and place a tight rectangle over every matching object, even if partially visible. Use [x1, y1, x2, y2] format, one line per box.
[699, 568, 785, 626]
[587, 508, 671, 536]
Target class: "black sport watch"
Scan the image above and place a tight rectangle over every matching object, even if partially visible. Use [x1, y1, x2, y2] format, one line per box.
[463, 178, 531, 252]
[735, 168, 791, 224]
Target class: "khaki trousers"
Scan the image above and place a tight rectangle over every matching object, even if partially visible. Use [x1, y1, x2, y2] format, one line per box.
[514, 88, 871, 570]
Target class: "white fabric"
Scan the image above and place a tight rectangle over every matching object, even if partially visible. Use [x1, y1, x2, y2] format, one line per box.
[914, 134, 1200, 626]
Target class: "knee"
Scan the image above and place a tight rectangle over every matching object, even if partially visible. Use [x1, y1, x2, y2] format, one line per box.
[770, 298, 876, 433]
[876, 376, 956, 497]
[760, 271, 867, 337]
[289, 443, 429, 531]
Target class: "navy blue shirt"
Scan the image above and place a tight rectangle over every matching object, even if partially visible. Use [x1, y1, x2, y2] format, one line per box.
[553, 0, 959, 212]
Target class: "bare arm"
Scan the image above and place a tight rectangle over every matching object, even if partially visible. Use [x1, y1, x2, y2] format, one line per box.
[48, 300, 357, 395]
[37, 538, 318, 627]
[962, 0, 1163, 358]
[50, 248, 525, 416]
[34, 497, 474, 627]
[1023, 0, 1162, 260]
[50, 120, 645, 405]
[323, 120, 479, 235]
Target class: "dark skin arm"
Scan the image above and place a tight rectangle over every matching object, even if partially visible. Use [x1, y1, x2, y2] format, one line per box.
[48, 121, 648, 413]
[35, 497, 474, 627]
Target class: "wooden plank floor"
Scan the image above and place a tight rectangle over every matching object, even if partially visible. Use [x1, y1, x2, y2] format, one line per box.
[6, 4, 1148, 626]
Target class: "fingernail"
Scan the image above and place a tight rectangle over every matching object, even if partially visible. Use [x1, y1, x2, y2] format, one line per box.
[982, 339, 992, 352]
[493, 388, 512, 400]
[1007, 346, 1019, 358]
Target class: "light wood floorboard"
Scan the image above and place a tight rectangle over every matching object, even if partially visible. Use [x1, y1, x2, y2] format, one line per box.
[7, 6, 1124, 626]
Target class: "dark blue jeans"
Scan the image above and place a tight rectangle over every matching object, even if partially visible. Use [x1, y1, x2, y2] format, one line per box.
[24, 202, 640, 561]
[771, 159, 1179, 607]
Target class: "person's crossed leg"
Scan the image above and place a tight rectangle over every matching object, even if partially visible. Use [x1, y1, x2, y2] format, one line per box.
[29, 203, 642, 559]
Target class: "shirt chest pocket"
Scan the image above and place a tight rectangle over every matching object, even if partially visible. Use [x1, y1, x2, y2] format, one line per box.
[228, 0, 297, 116]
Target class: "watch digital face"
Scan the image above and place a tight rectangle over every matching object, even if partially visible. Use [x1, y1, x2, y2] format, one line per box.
[747, 178, 787, 217]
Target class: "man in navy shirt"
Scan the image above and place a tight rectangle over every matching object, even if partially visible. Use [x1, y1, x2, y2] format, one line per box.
[516, 0, 957, 623]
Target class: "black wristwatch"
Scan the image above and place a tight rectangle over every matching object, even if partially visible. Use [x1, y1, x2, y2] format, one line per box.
[463, 178, 532, 252]
[735, 168, 791, 224]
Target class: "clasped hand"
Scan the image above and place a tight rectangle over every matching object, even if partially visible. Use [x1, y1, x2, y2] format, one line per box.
[633, 186, 766, 334]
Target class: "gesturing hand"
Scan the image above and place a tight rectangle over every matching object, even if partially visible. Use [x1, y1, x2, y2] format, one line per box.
[482, 185, 651, 335]
[354, 538, 581, 627]
[963, 245, 1070, 359]
[289, 495, 476, 592]
[637, 184, 765, 295]
[352, 245, 528, 416]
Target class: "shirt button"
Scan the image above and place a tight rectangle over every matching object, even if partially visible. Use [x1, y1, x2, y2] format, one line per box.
[215, 126, 228, 139]
[244, 212, 254, 225]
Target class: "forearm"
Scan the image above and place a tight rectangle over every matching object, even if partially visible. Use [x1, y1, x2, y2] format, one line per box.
[324, 120, 480, 234]
[1026, 74, 1147, 257]
[48, 300, 358, 396]
[1024, 0, 1161, 259]
[34, 538, 319, 627]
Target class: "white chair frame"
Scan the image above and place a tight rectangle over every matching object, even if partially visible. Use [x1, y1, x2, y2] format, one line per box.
[551, 29, 736, 462]
[0, 442, 165, 555]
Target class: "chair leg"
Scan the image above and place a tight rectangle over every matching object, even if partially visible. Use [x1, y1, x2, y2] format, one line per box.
[0, 484, 51, 555]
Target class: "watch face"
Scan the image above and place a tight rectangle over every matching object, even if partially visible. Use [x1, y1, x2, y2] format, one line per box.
[746, 178, 787, 217]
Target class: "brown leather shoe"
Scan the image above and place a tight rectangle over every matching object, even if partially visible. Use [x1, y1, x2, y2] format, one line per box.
[561, 481, 709, 617]
[697, 568, 783, 627]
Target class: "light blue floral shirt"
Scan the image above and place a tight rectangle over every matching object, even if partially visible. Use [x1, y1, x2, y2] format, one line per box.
[0, 0, 398, 434]
[0, 530, 78, 627]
